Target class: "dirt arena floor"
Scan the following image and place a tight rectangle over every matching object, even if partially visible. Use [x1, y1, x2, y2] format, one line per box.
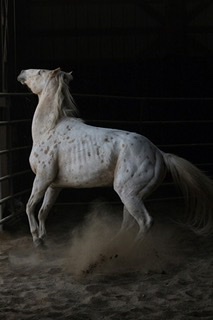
[0, 201, 213, 320]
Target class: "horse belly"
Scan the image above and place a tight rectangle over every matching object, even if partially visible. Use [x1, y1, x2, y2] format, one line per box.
[54, 153, 115, 188]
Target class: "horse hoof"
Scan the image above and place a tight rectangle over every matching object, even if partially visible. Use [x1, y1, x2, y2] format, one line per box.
[34, 238, 47, 250]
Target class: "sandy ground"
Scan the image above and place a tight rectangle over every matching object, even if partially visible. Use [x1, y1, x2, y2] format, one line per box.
[0, 201, 212, 320]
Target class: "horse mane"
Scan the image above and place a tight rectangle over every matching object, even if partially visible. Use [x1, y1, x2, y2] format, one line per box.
[56, 73, 79, 118]
[47, 73, 79, 130]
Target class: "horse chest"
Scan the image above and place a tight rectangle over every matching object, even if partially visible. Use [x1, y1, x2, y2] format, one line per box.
[29, 143, 57, 175]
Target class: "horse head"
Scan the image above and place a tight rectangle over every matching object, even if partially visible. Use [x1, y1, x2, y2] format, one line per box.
[17, 68, 73, 95]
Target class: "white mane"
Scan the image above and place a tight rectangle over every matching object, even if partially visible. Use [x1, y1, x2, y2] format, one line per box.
[50, 73, 79, 127]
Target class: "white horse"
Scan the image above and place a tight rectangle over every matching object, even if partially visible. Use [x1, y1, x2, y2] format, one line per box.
[17, 68, 213, 247]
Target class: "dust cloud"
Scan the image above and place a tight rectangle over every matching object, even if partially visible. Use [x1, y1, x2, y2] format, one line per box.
[65, 201, 185, 277]
[1, 202, 211, 320]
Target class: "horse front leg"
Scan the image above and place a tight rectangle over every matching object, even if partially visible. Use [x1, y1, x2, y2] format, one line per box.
[38, 186, 61, 244]
[26, 176, 52, 247]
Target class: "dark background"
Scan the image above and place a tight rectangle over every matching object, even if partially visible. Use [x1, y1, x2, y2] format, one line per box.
[2, 0, 213, 97]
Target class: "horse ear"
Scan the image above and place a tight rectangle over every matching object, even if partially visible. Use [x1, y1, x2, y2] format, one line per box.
[51, 67, 61, 77]
[68, 71, 73, 81]
[64, 71, 73, 83]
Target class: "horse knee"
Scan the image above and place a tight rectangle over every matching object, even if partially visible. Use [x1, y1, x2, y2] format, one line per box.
[26, 196, 37, 215]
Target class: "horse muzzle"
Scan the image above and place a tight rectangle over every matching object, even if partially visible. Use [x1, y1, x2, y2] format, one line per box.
[17, 70, 26, 84]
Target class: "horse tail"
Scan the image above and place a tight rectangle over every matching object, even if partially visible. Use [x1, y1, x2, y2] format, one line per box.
[163, 153, 213, 235]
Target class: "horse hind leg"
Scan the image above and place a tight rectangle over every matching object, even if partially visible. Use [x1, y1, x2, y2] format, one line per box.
[126, 196, 153, 241]
[114, 181, 153, 240]
[115, 152, 166, 241]
[120, 206, 136, 232]
[114, 173, 163, 241]
[134, 201, 154, 242]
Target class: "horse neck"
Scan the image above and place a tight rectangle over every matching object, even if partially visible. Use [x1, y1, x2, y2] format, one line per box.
[32, 86, 59, 143]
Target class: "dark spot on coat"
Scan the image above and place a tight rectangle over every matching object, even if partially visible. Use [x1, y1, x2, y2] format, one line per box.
[44, 146, 50, 154]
